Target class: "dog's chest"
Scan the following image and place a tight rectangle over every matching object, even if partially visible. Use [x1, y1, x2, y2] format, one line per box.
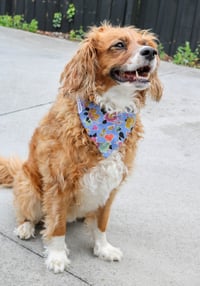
[67, 151, 127, 222]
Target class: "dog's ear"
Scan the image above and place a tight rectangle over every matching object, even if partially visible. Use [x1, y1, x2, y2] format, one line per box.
[134, 69, 163, 108]
[149, 68, 163, 101]
[148, 39, 163, 102]
[60, 38, 97, 98]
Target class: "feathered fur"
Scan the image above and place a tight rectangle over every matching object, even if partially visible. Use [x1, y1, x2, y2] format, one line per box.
[0, 23, 162, 273]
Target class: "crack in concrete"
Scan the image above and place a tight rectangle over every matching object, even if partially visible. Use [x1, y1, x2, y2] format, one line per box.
[0, 231, 92, 285]
[0, 102, 54, 117]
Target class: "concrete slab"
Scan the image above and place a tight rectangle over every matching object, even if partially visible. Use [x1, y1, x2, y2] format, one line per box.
[0, 26, 200, 286]
[0, 104, 50, 158]
[0, 26, 78, 115]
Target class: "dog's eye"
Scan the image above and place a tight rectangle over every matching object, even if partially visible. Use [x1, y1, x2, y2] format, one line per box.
[112, 41, 126, 50]
[153, 38, 160, 45]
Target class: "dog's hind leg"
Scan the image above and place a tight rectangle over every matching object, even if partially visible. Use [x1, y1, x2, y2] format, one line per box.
[13, 165, 42, 240]
[86, 188, 123, 262]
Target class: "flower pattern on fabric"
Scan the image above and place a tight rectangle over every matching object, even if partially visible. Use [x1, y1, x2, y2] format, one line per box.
[77, 99, 136, 158]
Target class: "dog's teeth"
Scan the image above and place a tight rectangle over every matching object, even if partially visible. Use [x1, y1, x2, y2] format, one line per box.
[136, 70, 139, 78]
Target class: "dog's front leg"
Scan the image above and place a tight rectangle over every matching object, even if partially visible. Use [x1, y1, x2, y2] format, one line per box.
[45, 235, 70, 273]
[88, 189, 123, 262]
[42, 188, 70, 273]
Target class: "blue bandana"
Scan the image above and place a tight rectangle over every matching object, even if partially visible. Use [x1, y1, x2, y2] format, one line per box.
[77, 99, 136, 158]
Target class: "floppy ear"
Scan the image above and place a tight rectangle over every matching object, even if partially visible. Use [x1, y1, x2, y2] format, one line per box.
[149, 68, 163, 101]
[134, 67, 163, 108]
[134, 71, 163, 108]
[60, 38, 97, 99]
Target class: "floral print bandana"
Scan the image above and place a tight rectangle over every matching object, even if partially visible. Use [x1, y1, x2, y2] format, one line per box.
[77, 99, 136, 158]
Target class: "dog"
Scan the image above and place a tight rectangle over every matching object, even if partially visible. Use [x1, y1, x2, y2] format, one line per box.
[0, 23, 162, 273]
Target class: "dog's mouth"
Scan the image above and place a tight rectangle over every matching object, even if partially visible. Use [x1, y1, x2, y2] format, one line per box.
[110, 65, 151, 84]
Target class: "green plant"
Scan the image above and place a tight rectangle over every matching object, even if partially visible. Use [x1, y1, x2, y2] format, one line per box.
[0, 14, 38, 33]
[195, 43, 200, 60]
[28, 19, 38, 32]
[0, 15, 13, 27]
[22, 20, 38, 33]
[22, 21, 29, 31]
[66, 3, 76, 22]
[158, 43, 166, 60]
[194, 43, 200, 68]
[13, 15, 23, 29]
[52, 12, 62, 29]
[69, 26, 85, 41]
[173, 41, 198, 67]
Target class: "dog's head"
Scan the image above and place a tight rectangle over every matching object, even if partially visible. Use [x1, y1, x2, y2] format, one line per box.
[61, 23, 163, 108]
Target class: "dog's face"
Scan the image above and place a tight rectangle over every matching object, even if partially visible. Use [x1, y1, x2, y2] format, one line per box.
[92, 26, 158, 92]
[61, 24, 163, 105]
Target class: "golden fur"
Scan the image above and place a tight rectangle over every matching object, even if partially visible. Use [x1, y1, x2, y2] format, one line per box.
[0, 23, 162, 271]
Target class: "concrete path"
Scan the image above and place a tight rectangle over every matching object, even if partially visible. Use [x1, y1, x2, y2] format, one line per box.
[0, 26, 200, 286]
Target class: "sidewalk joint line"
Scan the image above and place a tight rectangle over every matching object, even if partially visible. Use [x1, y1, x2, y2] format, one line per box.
[0, 231, 92, 285]
[0, 102, 54, 117]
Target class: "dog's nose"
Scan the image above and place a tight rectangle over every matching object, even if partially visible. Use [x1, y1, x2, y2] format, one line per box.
[140, 47, 157, 61]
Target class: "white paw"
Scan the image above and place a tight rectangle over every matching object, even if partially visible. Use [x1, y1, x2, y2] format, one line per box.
[94, 242, 123, 262]
[14, 222, 35, 240]
[44, 236, 70, 273]
[45, 250, 71, 273]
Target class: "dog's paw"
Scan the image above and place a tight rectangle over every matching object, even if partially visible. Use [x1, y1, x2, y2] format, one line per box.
[45, 250, 71, 273]
[94, 242, 123, 262]
[14, 222, 35, 240]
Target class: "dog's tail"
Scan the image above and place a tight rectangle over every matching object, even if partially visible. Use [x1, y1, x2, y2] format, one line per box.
[0, 156, 22, 187]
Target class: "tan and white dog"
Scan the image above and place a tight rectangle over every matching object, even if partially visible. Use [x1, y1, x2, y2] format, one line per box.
[0, 23, 162, 273]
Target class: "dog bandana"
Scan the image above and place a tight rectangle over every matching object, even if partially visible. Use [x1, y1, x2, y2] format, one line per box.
[77, 99, 136, 158]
